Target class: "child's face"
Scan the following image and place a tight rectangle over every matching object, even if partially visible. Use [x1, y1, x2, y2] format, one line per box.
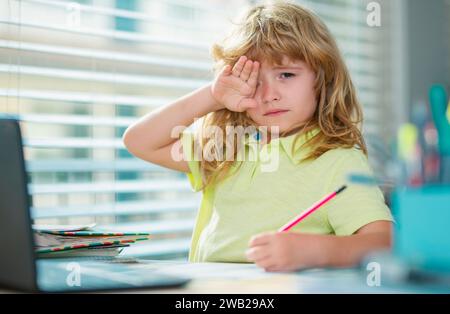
[246, 57, 317, 134]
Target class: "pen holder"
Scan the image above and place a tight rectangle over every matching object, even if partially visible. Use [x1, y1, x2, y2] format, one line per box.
[391, 185, 450, 273]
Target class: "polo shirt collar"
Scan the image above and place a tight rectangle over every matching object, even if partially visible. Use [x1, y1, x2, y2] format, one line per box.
[243, 127, 320, 164]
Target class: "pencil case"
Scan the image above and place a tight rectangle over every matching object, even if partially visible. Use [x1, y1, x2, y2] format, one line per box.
[391, 185, 450, 273]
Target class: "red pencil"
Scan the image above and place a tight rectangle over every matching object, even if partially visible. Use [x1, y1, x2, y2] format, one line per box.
[278, 185, 347, 232]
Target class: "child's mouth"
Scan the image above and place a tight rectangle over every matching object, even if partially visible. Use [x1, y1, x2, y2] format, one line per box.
[264, 110, 289, 117]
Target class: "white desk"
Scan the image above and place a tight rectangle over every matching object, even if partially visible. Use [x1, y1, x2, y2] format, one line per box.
[0, 260, 448, 293]
[111, 260, 448, 294]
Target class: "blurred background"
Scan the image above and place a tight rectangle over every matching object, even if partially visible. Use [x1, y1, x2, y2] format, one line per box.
[0, 0, 449, 260]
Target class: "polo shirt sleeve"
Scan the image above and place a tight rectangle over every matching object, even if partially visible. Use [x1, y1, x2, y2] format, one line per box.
[180, 131, 203, 192]
[325, 148, 394, 236]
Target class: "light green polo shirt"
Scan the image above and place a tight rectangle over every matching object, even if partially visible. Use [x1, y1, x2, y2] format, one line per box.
[180, 128, 393, 263]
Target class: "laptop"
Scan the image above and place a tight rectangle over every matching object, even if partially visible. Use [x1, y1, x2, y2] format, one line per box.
[0, 118, 190, 292]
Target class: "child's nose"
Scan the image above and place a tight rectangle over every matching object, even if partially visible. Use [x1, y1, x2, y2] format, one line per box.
[258, 81, 281, 104]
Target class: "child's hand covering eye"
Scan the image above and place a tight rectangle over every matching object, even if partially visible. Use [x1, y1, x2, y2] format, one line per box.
[211, 55, 260, 112]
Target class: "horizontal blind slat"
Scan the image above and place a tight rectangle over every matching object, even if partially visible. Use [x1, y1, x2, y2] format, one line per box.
[27, 159, 162, 172]
[19, 114, 136, 126]
[0, 39, 211, 70]
[29, 180, 193, 194]
[0, 89, 169, 107]
[0, 64, 208, 89]
[31, 198, 201, 218]
[23, 0, 223, 31]
[24, 137, 124, 148]
[0, 19, 210, 49]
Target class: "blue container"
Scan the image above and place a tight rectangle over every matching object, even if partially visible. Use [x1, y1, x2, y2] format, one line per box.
[391, 185, 450, 273]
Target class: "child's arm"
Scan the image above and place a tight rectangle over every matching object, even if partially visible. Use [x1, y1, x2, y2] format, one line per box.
[325, 220, 392, 267]
[246, 220, 392, 272]
[123, 84, 223, 172]
[122, 56, 259, 172]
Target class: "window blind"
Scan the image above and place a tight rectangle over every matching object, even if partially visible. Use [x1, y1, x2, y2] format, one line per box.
[0, 0, 390, 259]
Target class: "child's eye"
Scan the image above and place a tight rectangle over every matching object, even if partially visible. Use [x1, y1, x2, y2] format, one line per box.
[279, 72, 295, 79]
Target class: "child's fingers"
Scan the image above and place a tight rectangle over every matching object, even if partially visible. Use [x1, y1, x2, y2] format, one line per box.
[247, 61, 260, 87]
[245, 247, 270, 262]
[263, 265, 280, 272]
[238, 98, 258, 110]
[249, 252, 274, 268]
[248, 232, 272, 247]
[240, 60, 253, 81]
[255, 258, 277, 272]
[231, 55, 247, 77]
[219, 64, 232, 77]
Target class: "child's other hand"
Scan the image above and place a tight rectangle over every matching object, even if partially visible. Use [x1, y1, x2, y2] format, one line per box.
[211, 55, 259, 112]
[246, 232, 329, 272]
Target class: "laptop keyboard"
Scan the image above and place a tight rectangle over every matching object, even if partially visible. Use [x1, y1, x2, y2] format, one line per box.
[36, 258, 190, 292]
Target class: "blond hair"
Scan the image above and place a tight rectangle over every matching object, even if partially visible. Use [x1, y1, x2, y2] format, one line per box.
[195, 1, 366, 191]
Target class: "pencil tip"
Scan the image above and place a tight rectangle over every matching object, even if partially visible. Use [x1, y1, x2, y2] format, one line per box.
[336, 185, 347, 194]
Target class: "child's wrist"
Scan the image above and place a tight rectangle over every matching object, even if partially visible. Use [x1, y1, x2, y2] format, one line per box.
[319, 236, 335, 267]
[207, 85, 225, 112]
[211, 100, 225, 112]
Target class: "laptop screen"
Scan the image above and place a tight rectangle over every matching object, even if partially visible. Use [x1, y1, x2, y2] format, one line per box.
[0, 118, 37, 291]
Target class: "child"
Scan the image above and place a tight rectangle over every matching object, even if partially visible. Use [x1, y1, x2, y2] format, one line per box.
[123, 2, 393, 272]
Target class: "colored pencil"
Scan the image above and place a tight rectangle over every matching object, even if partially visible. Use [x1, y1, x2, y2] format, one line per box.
[278, 185, 347, 232]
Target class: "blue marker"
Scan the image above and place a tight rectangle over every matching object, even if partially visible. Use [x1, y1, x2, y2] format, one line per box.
[347, 173, 395, 187]
[429, 85, 450, 184]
